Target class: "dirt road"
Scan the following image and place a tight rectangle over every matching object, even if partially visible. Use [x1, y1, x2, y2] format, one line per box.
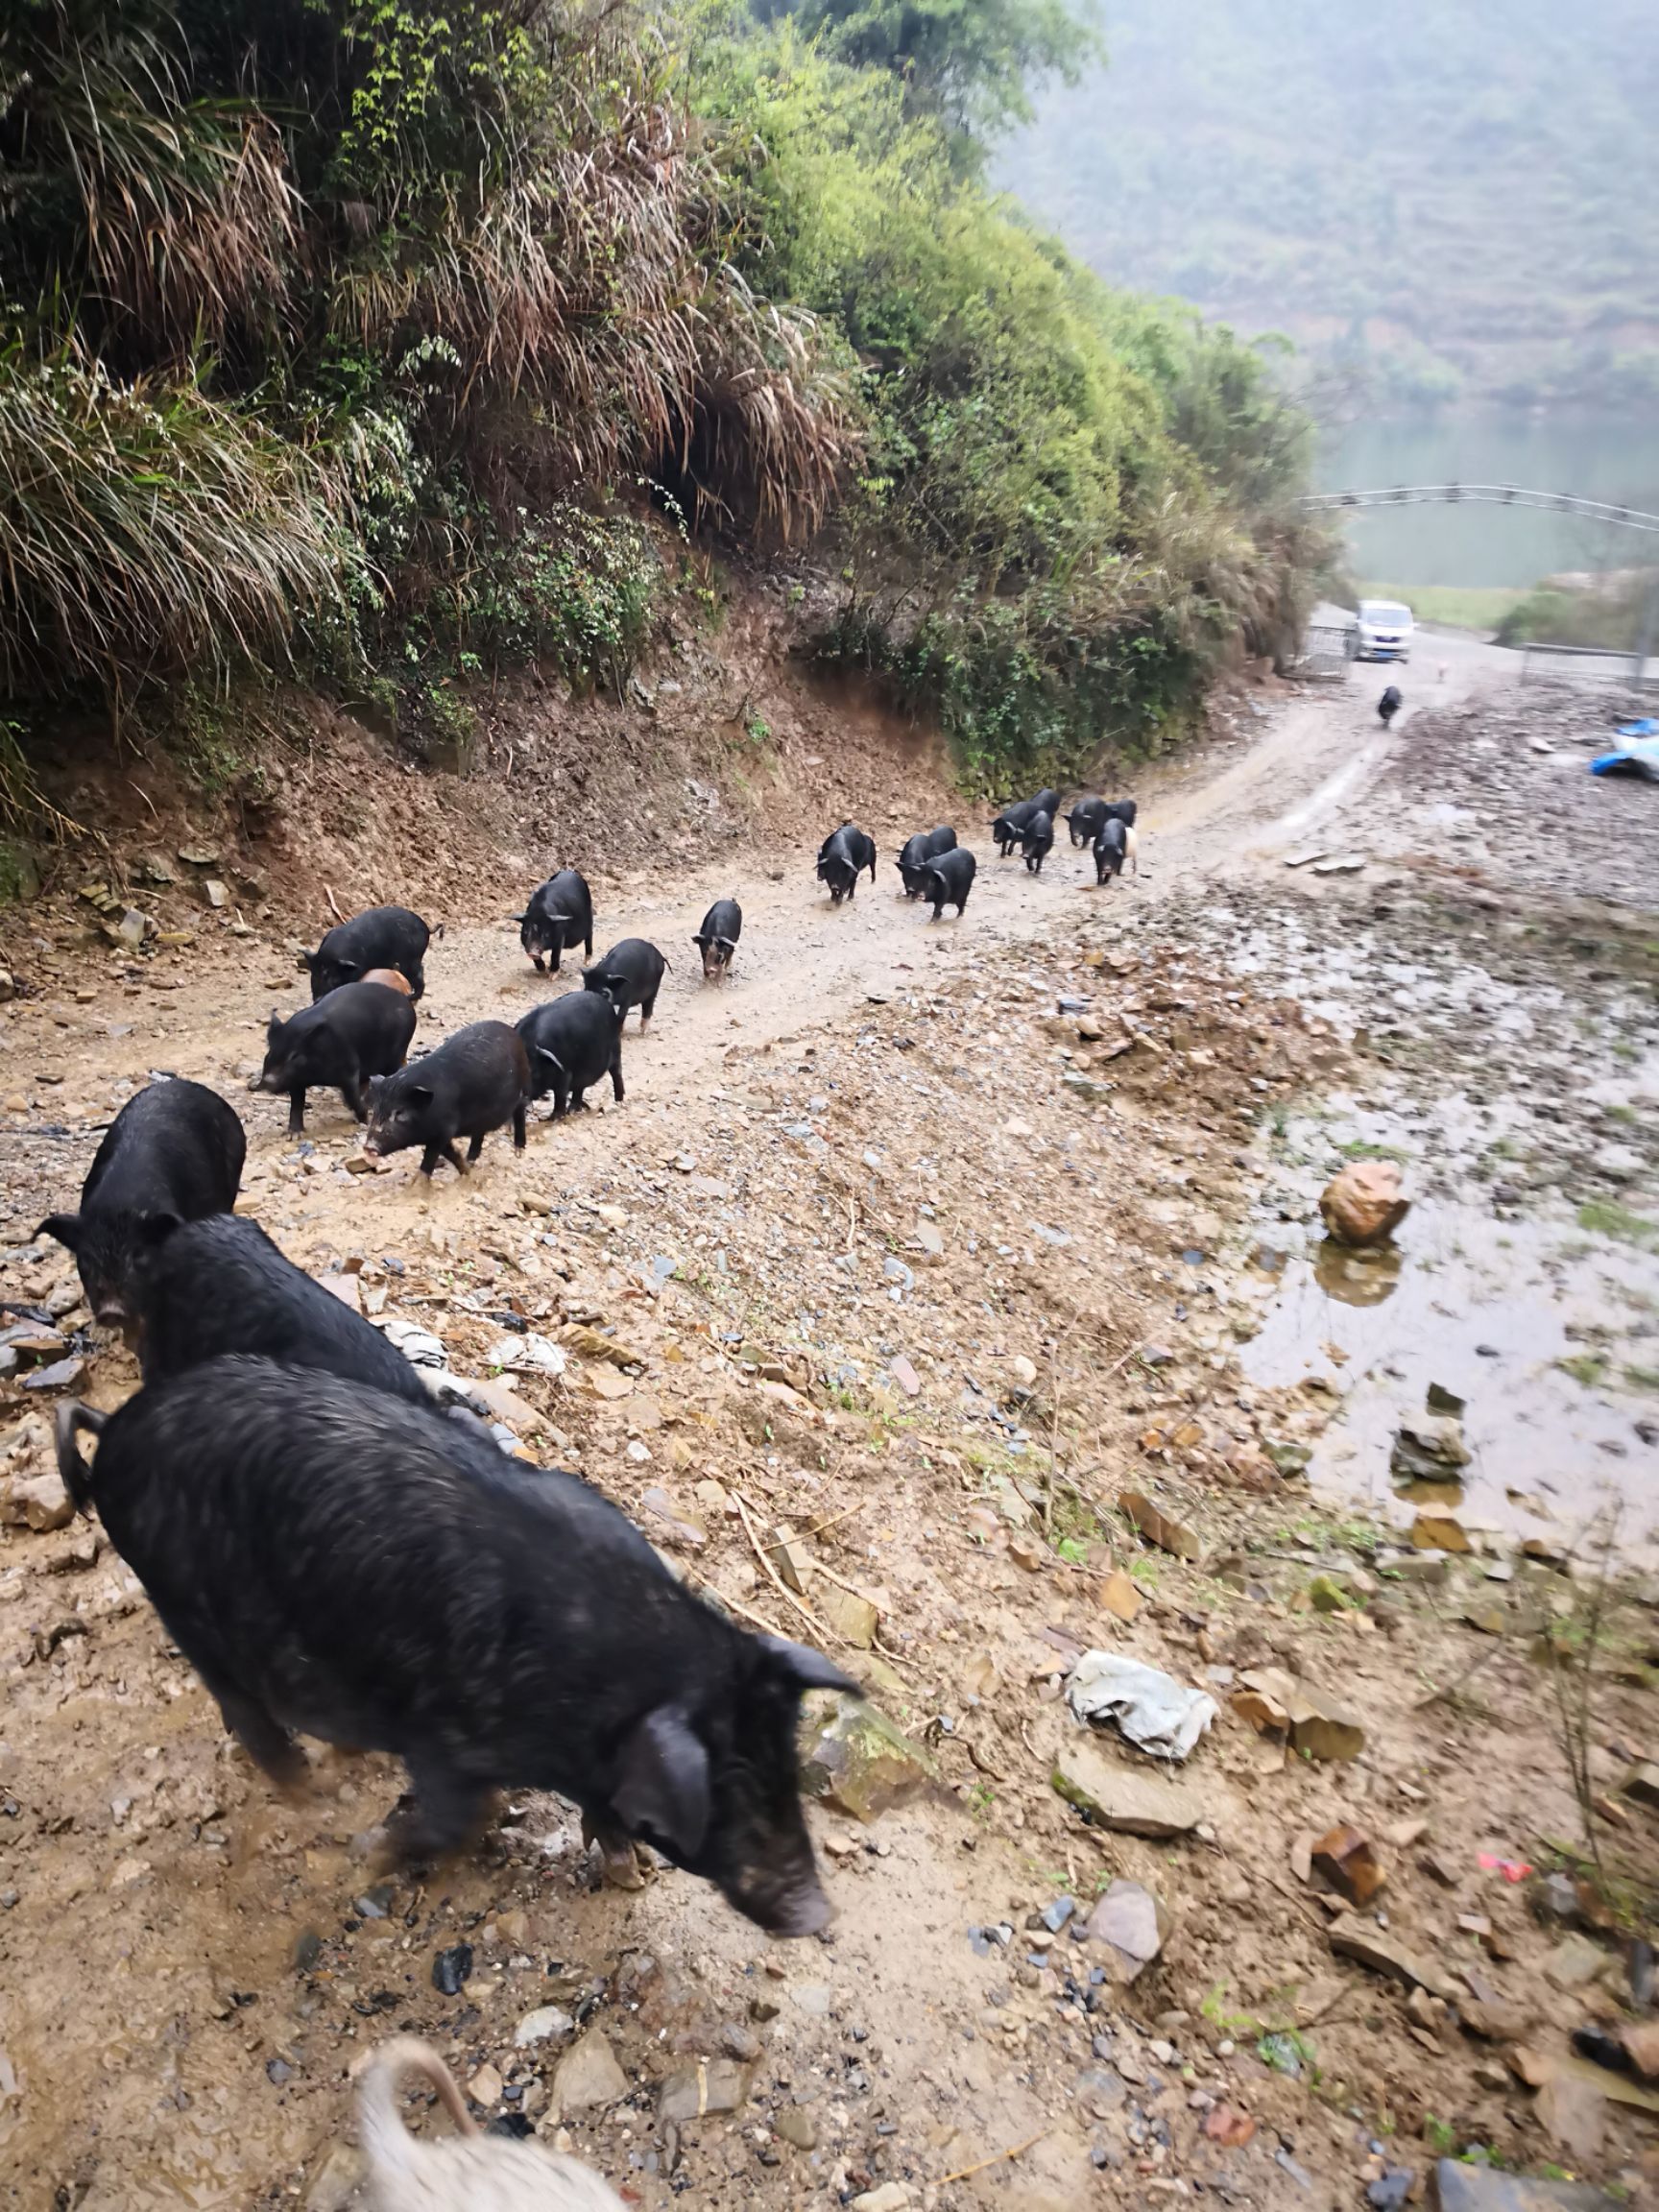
[2, 648, 1657, 2212]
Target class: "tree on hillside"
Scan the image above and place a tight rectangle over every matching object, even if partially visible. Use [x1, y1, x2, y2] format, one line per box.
[747, 0, 1100, 138]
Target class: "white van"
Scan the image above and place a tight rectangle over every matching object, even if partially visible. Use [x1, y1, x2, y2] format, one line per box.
[1355, 598, 1414, 662]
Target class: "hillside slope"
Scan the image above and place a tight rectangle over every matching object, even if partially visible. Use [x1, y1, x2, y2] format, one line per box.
[998, 0, 1659, 406]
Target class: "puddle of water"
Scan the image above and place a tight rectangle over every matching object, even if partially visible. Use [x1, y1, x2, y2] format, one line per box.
[1238, 1123, 1659, 1568]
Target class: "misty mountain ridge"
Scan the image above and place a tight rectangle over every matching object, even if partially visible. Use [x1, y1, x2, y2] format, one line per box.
[998, 0, 1659, 409]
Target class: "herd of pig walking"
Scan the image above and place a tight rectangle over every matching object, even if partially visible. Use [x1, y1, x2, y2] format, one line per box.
[30, 785, 1135, 2197]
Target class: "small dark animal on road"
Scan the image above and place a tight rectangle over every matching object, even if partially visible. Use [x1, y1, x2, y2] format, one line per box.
[252, 980, 417, 1136]
[1022, 808, 1054, 875]
[922, 846, 976, 919]
[1067, 797, 1108, 847]
[1094, 816, 1129, 887]
[302, 905, 433, 1001]
[581, 938, 667, 1030]
[816, 824, 878, 903]
[1100, 799, 1138, 830]
[517, 870, 594, 974]
[896, 826, 957, 898]
[365, 1022, 529, 1178]
[1378, 685, 1403, 727]
[693, 899, 742, 979]
[56, 1356, 857, 1934]
[39, 1078, 246, 1328]
[989, 801, 1035, 856]
[517, 993, 625, 1119]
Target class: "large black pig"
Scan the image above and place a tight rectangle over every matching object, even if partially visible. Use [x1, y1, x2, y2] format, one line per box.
[129, 1214, 430, 1406]
[516, 994, 625, 1119]
[517, 870, 593, 974]
[895, 826, 957, 899]
[816, 825, 878, 903]
[1066, 797, 1107, 848]
[38, 1078, 246, 1328]
[302, 906, 433, 1001]
[581, 938, 667, 1031]
[364, 1022, 529, 1177]
[56, 1358, 856, 1936]
[252, 981, 417, 1135]
[922, 845, 976, 919]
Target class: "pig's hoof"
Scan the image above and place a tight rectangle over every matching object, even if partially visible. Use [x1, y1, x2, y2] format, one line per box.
[586, 1831, 649, 1890]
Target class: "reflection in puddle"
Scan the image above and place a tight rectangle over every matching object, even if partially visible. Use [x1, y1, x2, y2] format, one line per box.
[1312, 1236, 1401, 1308]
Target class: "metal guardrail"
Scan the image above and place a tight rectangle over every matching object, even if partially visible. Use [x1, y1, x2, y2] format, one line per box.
[1304, 484, 1659, 533]
[1518, 641, 1656, 688]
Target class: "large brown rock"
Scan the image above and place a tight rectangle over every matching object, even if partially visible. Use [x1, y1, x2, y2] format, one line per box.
[1319, 1161, 1409, 1247]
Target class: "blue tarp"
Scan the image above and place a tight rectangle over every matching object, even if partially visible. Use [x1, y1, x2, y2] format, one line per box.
[1591, 729, 1659, 780]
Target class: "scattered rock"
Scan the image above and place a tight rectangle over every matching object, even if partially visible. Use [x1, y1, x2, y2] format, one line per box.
[514, 2006, 575, 2047]
[1310, 1825, 1385, 1905]
[1623, 1760, 1659, 1810]
[431, 1942, 473, 1996]
[1119, 1488, 1201, 1561]
[657, 2057, 752, 2123]
[1097, 1567, 1143, 1623]
[888, 1355, 921, 1397]
[1319, 1160, 1409, 1247]
[1204, 2103, 1256, 2148]
[552, 2028, 627, 2117]
[0, 1469, 74, 1532]
[1052, 1741, 1210, 1838]
[773, 2106, 817, 2150]
[1084, 1878, 1166, 1984]
[765, 1523, 810, 1592]
[467, 2061, 503, 2107]
[851, 2188, 912, 2212]
[799, 1694, 938, 1822]
[813, 1583, 879, 1647]
[1328, 1914, 1455, 1999]
[1544, 1935, 1612, 1992]
[1432, 2162, 1622, 2211]
[1410, 1511, 1470, 1552]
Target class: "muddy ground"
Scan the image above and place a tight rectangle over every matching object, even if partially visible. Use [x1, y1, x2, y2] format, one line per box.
[2, 638, 1658, 2211]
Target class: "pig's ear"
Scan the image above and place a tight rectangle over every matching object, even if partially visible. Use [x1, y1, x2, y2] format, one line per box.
[535, 1047, 565, 1074]
[267, 1009, 282, 1037]
[136, 1211, 183, 1250]
[298, 950, 316, 971]
[758, 1636, 859, 1697]
[405, 1083, 434, 1105]
[613, 1706, 709, 1859]
[335, 959, 360, 979]
[38, 1212, 83, 1253]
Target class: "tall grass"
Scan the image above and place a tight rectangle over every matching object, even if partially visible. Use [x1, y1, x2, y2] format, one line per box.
[0, 350, 342, 703]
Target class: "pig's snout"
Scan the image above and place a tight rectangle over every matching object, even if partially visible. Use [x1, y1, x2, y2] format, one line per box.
[757, 1875, 832, 1939]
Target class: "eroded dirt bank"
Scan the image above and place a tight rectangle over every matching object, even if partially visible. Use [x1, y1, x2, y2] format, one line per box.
[1, 653, 1657, 2212]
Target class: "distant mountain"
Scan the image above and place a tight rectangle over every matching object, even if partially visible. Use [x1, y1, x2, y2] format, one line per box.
[998, 0, 1659, 408]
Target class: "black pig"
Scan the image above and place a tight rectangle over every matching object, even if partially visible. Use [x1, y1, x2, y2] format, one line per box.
[129, 1214, 430, 1406]
[56, 1358, 856, 1935]
[1022, 808, 1055, 874]
[1100, 798, 1138, 829]
[989, 801, 1035, 856]
[816, 825, 878, 903]
[252, 981, 417, 1136]
[581, 938, 667, 1030]
[1067, 797, 1107, 847]
[517, 994, 625, 1119]
[895, 826, 957, 898]
[365, 1022, 529, 1177]
[1379, 685, 1403, 726]
[922, 846, 976, 919]
[517, 870, 593, 974]
[693, 900, 742, 980]
[1094, 816, 1128, 886]
[38, 1078, 246, 1328]
[302, 906, 433, 1001]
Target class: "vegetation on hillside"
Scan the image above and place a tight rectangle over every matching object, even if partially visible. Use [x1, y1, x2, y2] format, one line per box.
[998, 0, 1659, 411]
[0, 0, 1327, 848]
[1495, 569, 1658, 654]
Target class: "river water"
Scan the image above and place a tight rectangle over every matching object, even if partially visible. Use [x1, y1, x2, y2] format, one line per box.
[1317, 412, 1659, 589]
